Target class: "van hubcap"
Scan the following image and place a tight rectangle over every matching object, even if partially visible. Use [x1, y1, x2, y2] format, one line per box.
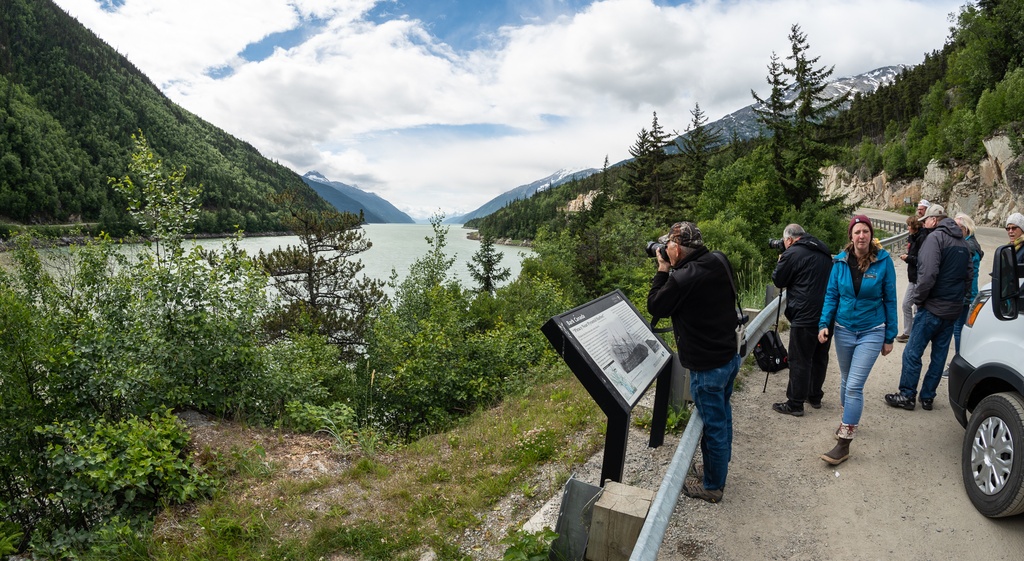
[970, 416, 1014, 495]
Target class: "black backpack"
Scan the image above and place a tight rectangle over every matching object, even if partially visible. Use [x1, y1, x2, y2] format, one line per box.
[754, 292, 789, 392]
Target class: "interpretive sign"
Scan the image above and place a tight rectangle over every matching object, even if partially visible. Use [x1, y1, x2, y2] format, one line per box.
[542, 290, 676, 484]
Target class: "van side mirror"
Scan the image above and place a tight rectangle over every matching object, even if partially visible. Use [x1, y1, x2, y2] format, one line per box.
[992, 244, 1021, 320]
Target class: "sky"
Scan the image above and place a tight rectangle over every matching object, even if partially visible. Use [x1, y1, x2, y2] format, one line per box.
[54, 0, 965, 220]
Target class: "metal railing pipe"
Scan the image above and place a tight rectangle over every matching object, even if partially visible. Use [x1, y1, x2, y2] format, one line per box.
[628, 409, 703, 561]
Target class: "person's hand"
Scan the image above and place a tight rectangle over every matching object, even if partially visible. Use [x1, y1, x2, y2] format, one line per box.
[656, 251, 670, 273]
[881, 343, 894, 356]
[818, 328, 829, 344]
[900, 254, 908, 261]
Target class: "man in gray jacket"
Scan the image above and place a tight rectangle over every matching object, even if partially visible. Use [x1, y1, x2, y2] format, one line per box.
[885, 204, 972, 411]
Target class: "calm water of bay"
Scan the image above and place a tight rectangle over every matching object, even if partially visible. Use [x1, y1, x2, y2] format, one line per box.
[189, 224, 532, 290]
[2, 225, 532, 291]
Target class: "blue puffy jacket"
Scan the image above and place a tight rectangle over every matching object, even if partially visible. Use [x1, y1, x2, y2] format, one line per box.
[818, 246, 899, 345]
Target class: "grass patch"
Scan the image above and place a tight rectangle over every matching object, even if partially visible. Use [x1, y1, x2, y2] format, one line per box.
[138, 368, 604, 560]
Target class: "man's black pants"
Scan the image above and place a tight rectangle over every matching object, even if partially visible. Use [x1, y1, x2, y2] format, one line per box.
[786, 325, 832, 410]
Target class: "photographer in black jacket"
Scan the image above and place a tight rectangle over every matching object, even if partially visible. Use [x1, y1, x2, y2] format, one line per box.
[647, 221, 740, 504]
[770, 224, 833, 416]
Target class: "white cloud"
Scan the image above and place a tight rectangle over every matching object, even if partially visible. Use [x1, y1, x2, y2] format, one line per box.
[53, 0, 961, 219]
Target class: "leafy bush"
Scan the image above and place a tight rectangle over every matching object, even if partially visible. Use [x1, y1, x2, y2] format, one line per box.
[29, 410, 214, 556]
[284, 401, 356, 434]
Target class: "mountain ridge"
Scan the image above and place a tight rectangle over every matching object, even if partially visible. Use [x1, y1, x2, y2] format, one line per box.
[301, 171, 415, 224]
[445, 167, 600, 224]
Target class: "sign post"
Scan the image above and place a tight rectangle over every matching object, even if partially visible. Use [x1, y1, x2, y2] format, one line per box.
[542, 290, 674, 484]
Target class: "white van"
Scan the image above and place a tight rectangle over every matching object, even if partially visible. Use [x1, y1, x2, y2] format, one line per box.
[948, 243, 1024, 517]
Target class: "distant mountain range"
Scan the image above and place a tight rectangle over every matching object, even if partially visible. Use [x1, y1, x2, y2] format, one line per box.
[445, 167, 601, 224]
[446, 65, 908, 224]
[301, 171, 414, 224]
[671, 64, 908, 148]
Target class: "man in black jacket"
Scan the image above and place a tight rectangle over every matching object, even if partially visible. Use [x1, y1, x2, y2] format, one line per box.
[770, 224, 833, 416]
[648, 221, 740, 504]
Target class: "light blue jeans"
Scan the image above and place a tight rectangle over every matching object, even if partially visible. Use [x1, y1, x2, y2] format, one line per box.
[832, 323, 885, 427]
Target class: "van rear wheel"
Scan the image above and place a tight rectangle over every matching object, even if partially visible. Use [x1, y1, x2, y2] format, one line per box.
[962, 392, 1024, 517]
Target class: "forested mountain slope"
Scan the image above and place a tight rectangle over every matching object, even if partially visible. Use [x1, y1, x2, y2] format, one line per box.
[0, 0, 331, 235]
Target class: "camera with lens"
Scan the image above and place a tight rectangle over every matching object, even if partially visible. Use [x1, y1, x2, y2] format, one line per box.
[645, 241, 669, 261]
[768, 238, 786, 251]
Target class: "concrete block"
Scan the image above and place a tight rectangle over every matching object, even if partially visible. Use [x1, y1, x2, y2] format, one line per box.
[585, 481, 654, 561]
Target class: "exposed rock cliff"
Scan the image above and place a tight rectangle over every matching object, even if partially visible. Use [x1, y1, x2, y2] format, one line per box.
[821, 134, 1022, 225]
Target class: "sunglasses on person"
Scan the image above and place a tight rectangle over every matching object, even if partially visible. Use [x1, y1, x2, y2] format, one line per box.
[1007, 225, 1021, 232]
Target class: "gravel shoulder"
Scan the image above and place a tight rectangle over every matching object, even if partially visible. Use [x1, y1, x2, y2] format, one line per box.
[525, 211, 1024, 561]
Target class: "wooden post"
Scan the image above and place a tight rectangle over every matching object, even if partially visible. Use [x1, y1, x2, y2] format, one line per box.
[586, 482, 655, 561]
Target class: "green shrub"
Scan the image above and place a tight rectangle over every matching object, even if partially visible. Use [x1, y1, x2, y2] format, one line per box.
[29, 410, 214, 556]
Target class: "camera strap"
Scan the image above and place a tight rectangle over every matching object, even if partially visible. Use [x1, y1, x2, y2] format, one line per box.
[711, 251, 748, 328]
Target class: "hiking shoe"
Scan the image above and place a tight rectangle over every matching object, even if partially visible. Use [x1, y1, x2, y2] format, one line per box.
[808, 400, 822, 409]
[921, 398, 934, 411]
[942, 368, 949, 379]
[687, 462, 704, 480]
[895, 334, 909, 343]
[773, 402, 804, 417]
[885, 393, 915, 410]
[682, 479, 723, 503]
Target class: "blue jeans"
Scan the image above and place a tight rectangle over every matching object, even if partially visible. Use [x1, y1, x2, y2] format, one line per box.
[952, 304, 969, 354]
[899, 308, 955, 401]
[832, 323, 885, 426]
[689, 354, 741, 491]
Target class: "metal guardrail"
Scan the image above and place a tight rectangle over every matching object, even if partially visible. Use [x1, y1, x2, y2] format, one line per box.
[628, 230, 908, 561]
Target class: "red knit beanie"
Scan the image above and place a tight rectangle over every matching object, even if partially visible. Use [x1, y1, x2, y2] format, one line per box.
[848, 215, 873, 239]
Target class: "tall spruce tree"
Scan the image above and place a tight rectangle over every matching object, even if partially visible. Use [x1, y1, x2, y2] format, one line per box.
[784, 24, 849, 206]
[751, 25, 848, 208]
[677, 102, 723, 210]
[752, 51, 792, 197]
[624, 112, 676, 209]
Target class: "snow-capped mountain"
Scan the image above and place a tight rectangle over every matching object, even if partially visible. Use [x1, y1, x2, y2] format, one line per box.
[445, 167, 600, 224]
[301, 171, 414, 224]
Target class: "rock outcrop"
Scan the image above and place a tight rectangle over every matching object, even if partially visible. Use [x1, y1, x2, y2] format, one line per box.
[821, 134, 1022, 225]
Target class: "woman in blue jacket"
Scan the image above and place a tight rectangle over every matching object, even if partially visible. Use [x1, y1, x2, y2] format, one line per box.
[817, 215, 898, 465]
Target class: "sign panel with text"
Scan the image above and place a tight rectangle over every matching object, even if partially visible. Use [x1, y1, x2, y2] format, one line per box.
[542, 290, 674, 483]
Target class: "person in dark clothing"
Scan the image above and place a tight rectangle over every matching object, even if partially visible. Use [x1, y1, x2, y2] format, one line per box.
[897, 215, 931, 343]
[886, 204, 972, 411]
[648, 221, 740, 504]
[770, 224, 833, 416]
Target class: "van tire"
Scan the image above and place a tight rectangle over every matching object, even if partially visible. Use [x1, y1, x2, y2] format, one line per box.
[962, 392, 1024, 517]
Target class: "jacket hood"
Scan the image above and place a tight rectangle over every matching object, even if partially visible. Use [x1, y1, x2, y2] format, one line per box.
[794, 235, 831, 257]
[932, 217, 964, 239]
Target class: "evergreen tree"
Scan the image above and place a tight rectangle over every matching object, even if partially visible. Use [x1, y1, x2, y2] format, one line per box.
[784, 24, 849, 206]
[467, 234, 511, 294]
[624, 112, 677, 209]
[677, 102, 723, 210]
[751, 51, 791, 192]
[260, 199, 384, 360]
[750, 25, 848, 208]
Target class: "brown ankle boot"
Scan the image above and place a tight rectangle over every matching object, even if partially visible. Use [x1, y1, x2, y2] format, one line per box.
[821, 423, 855, 465]
[821, 438, 851, 465]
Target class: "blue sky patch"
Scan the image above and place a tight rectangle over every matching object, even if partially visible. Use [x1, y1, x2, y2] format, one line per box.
[96, 0, 125, 12]
[240, 17, 327, 63]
